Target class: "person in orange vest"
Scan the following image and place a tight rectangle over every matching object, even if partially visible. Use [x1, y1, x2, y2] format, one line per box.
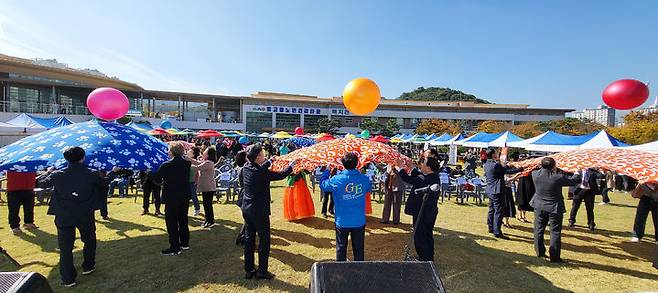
[7, 171, 38, 235]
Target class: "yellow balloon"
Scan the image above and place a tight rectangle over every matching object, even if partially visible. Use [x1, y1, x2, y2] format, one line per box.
[342, 78, 381, 116]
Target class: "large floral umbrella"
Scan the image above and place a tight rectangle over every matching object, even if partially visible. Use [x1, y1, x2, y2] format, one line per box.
[271, 138, 413, 173]
[510, 148, 658, 184]
[284, 137, 316, 148]
[0, 121, 169, 172]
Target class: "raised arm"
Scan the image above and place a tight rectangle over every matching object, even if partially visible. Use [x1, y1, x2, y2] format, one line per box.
[397, 168, 424, 186]
[319, 170, 338, 193]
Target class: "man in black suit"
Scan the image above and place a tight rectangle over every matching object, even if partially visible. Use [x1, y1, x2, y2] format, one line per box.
[38, 147, 102, 288]
[241, 144, 294, 280]
[153, 142, 192, 256]
[140, 169, 162, 216]
[483, 148, 523, 239]
[403, 149, 438, 226]
[568, 168, 601, 230]
[530, 157, 581, 263]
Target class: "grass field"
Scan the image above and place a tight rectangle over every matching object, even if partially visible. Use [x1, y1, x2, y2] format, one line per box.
[0, 182, 657, 292]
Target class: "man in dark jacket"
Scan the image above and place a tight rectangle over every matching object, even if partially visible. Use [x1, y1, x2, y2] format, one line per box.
[241, 144, 294, 280]
[483, 149, 523, 239]
[403, 149, 438, 226]
[530, 157, 581, 263]
[38, 147, 102, 288]
[568, 168, 601, 230]
[153, 142, 192, 256]
[140, 169, 162, 215]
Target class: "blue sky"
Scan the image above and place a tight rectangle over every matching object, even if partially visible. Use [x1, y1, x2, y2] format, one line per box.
[1, 0, 657, 110]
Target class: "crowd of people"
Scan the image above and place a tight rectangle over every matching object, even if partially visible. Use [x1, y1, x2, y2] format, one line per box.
[2, 137, 657, 287]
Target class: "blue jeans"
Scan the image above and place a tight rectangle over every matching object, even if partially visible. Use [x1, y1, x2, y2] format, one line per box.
[117, 178, 129, 197]
[189, 183, 200, 211]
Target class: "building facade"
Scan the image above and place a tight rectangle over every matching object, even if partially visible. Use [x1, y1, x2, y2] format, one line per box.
[567, 105, 616, 126]
[1, 53, 573, 133]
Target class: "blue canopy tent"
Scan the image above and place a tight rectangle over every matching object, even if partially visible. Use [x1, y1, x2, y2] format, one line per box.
[6, 113, 74, 129]
[127, 121, 154, 132]
[457, 132, 506, 148]
[487, 131, 523, 147]
[428, 133, 452, 145]
[578, 130, 628, 149]
[524, 131, 598, 152]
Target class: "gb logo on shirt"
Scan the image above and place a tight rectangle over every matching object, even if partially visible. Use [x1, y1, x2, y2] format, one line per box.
[345, 183, 363, 194]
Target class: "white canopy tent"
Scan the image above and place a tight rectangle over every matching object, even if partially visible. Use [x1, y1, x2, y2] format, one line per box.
[623, 140, 658, 153]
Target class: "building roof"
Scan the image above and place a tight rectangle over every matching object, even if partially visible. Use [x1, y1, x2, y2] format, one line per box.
[0, 53, 143, 91]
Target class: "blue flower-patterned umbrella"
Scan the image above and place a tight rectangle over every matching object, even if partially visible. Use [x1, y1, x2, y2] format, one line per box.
[0, 121, 169, 172]
[283, 137, 315, 149]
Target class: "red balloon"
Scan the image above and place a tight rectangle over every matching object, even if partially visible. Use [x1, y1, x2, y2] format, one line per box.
[294, 127, 304, 136]
[602, 79, 649, 110]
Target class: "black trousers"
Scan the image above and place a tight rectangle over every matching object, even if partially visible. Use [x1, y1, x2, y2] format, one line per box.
[632, 196, 658, 241]
[569, 195, 595, 227]
[243, 213, 271, 273]
[55, 214, 96, 284]
[99, 195, 108, 218]
[7, 190, 35, 229]
[601, 187, 611, 203]
[321, 191, 334, 215]
[534, 209, 563, 261]
[143, 185, 161, 212]
[164, 202, 189, 250]
[335, 225, 365, 261]
[415, 209, 438, 261]
[201, 191, 215, 224]
[487, 193, 504, 235]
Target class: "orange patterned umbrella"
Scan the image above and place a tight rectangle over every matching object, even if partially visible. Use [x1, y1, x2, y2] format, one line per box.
[510, 148, 658, 184]
[271, 138, 413, 173]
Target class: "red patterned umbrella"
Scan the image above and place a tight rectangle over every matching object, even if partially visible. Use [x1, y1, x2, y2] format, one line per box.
[271, 138, 413, 173]
[148, 128, 170, 136]
[510, 148, 658, 184]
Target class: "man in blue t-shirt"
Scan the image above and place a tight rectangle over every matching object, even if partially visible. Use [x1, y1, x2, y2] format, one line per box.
[320, 152, 372, 261]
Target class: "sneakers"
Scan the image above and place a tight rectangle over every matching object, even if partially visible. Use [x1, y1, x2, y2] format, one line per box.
[631, 237, 640, 242]
[181, 246, 190, 251]
[202, 222, 216, 229]
[141, 210, 148, 215]
[62, 281, 77, 288]
[161, 248, 182, 256]
[23, 223, 38, 229]
[82, 267, 95, 275]
[193, 209, 201, 216]
[11, 228, 22, 235]
[155, 210, 162, 216]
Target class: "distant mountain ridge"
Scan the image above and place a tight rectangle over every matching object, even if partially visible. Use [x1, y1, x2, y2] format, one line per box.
[398, 87, 491, 104]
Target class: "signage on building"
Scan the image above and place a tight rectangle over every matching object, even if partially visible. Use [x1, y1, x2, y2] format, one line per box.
[245, 104, 356, 116]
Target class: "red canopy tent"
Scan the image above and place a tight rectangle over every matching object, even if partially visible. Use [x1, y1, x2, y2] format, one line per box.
[369, 135, 390, 143]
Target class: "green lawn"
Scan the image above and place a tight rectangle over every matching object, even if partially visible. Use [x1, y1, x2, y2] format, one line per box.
[0, 183, 657, 292]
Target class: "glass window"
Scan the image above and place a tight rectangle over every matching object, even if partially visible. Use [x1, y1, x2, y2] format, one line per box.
[246, 112, 272, 133]
[8, 86, 52, 113]
[275, 113, 300, 131]
[303, 115, 326, 132]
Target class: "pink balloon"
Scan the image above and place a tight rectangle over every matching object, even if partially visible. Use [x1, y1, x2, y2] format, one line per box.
[86, 87, 129, 120]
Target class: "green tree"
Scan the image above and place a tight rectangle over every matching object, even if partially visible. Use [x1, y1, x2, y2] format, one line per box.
[476, 120, 509, 133]
[607, 111, 658, 145]
[398, 87, 491, 104]
[359, 118, 382, 133]
[415, 119, 462, 135]
[537, 118, 605, 135]
[509, 122, 543, 138]
[316, 118, 342, 134]
[381, 119, 400, 137]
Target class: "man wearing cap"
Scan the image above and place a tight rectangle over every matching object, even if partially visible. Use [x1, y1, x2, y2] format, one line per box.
[39, 146, 103, 287]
